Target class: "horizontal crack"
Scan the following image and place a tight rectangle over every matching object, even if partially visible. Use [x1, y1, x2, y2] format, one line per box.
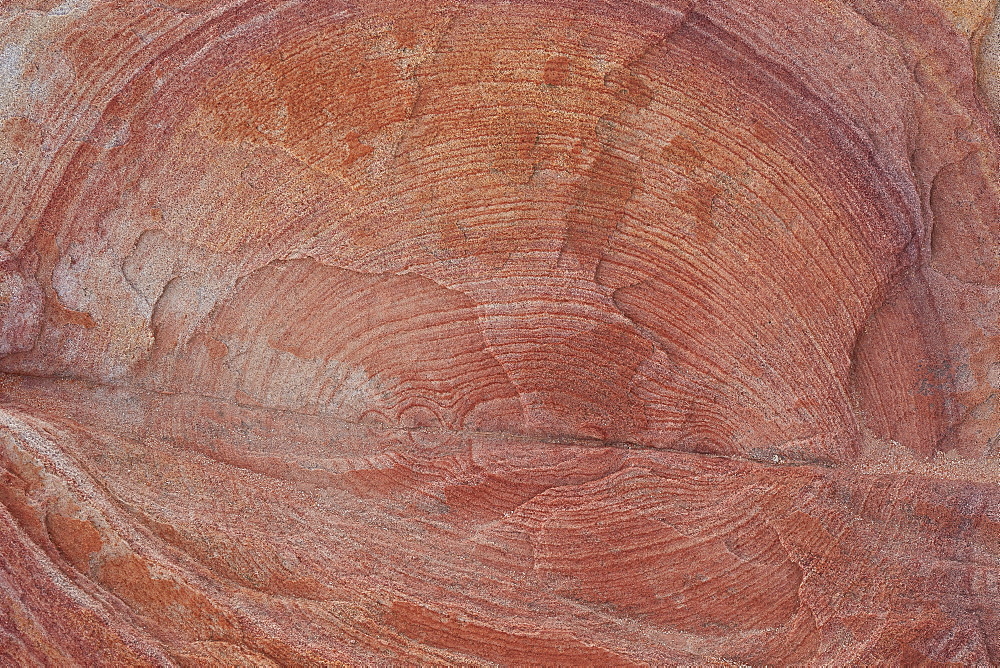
[0, 369, 836, 470]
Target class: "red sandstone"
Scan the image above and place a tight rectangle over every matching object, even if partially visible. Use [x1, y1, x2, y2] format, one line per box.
[1, 0, 999, 663]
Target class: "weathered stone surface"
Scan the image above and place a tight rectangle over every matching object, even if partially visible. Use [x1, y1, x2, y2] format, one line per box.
[1, 0, 999, 663]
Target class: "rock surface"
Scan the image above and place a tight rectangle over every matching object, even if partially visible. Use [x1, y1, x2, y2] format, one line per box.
[2, 0, 1000, 663]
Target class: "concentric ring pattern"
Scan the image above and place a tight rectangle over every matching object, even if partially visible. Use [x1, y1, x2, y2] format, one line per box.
[1, 0, 1000, 663]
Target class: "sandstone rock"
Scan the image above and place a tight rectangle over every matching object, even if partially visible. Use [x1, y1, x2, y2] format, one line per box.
[1, 0, 999, 663]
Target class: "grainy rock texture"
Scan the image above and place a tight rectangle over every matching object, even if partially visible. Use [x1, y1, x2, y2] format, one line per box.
[2, 0, 1000, 664]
